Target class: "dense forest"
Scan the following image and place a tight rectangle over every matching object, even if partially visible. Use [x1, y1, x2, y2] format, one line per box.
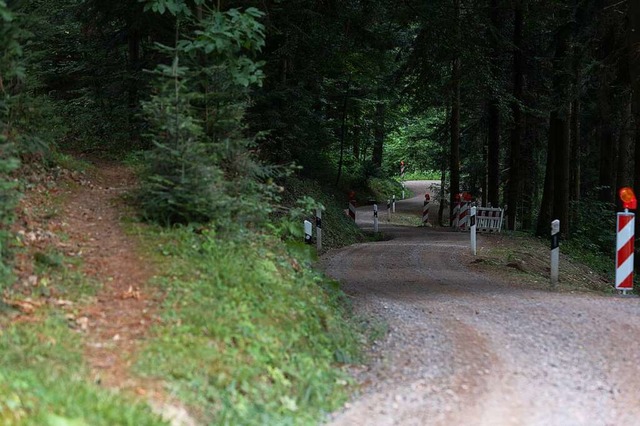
[2, 0, 640, 274]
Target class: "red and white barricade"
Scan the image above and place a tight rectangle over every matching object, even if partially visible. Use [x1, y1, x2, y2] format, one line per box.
[616, 211, 635, 292]
[348, 199, 356, 221]
[476, 207, 504, 233]
[423, 194, 430, 225]
[458, 202, 470, 230]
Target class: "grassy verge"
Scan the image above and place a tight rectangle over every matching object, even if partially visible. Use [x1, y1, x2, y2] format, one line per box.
[133, 226, 362, 425]
[0, 311, 166, 426]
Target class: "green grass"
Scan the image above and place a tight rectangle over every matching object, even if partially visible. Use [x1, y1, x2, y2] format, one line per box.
[366, 178, 408, 203]
[0, 313, 166, 426]
[134, 226, 362, 425]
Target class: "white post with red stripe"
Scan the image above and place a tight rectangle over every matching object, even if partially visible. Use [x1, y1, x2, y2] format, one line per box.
[422, 194, 430, 226]
[616, 211, 635, 294]
[551, 220, 560, 288]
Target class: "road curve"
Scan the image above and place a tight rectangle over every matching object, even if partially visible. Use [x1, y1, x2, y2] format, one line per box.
[322, 180, 640, 426]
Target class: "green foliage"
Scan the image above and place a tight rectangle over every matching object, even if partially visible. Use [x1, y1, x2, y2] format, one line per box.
[384, 111, 446, 177]
[136, 226, 361, 425]
[278, 176, 365, 251]
[563, 197, 616, 278]
[0, 316, 166, 425]
[139, 7, 276, 226]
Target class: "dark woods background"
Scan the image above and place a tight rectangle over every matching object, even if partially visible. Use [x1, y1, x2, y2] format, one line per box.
[2, 0, 640, 276]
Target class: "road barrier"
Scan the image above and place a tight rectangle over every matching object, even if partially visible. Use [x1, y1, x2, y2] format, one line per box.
[348, 199, 356, 221]
[422, 194, 430, 226]
[616, 211, 635, 293]
[458, 202, 470, 230]
[452, 201, 460, 228]
[476, 207, 504, 233]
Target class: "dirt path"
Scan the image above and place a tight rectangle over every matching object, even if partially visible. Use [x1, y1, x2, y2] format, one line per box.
[322, 181, 640, 426]
[50, 161, 194, 425]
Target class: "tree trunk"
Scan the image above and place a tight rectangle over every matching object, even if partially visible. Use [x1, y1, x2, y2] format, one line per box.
[617, 96, 633, 189]
[508, 0, 524, 230]
[372, 100, 385, 169]
[487, 0, 501, 208]
[449, 0, 461, 222]
[537, 25, 570, 236]
[335, 87, 349, 186]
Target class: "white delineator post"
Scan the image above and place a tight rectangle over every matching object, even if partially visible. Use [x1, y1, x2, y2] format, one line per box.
[402, 182, 405, 199]
[316, 208, 322, 252]
[392, 195, 396, 213]
[373, 204, 379, 233]
[616, 210, 635, 294]
[304, 220, 313, 245]
[470, 206, 477, 255]
[387, 199, 391, 221]
[550, 220, 560, 287]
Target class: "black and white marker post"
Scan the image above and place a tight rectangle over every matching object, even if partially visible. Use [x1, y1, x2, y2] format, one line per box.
[304, 220, 313, 245]
[392, 195, 396, 213]
[470, 206, 477, 255]
[315, 208, 322, 252]
[550, 219, 560, 287]
[373, 204, 379, 233]
[402, 182, 405, 200]
[387, 198, 391, 221]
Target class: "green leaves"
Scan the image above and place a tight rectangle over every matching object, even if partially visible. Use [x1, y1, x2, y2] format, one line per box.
[139, 7, 272, 226]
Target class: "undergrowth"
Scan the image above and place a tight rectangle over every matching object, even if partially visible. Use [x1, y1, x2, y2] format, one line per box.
[134, 225, 362, 425]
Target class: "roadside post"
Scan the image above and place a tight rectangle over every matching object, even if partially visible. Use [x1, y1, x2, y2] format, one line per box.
[316, 208, 322, 252]
[423, 194, 430, 226]
[304, 220, 312, 245]
[348, 195, 356, 222]
[550, 220, 560, 288]
[387, 198, 391, 221]
[373, 204, 379, 233]
[392, 195, 396, 213]
[616, 187, 637, 294]
[470, 206, 477, 255]
[402, 181, 405, 200]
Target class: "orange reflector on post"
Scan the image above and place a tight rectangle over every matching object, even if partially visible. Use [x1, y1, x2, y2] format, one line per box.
[619, 187, 637, 210]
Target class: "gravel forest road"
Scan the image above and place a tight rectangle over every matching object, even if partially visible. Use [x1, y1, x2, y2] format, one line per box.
[322, 181, 640, 426]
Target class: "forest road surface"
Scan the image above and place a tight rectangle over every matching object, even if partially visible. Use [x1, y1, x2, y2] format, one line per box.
[322, 180, 640, 426]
